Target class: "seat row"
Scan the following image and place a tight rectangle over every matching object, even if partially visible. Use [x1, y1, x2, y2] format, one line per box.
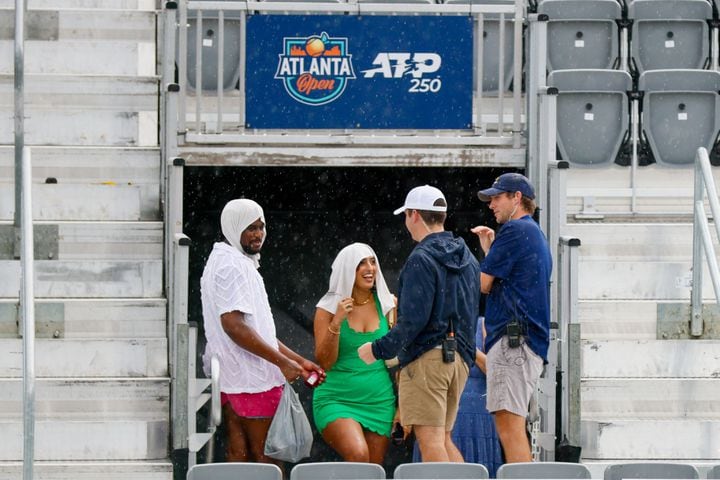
[550, 68, 720, 167]
[540, 0, 716, 76]
[187, 461, 720, 479]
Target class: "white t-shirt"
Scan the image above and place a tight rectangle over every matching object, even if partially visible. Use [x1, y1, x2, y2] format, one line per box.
[200, 242, 285, 393]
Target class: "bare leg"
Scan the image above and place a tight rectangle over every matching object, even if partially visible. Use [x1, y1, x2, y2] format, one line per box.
[321, 418, 370, 462]
[414, 425, 450, 462]
[223, 403, 281, 468]
[364, 430, 390, 465]
[223, 403, 250, 462]
[239, 416, 280, 465]
[444, 431, 464, 462]
[494, 410, 532, 463]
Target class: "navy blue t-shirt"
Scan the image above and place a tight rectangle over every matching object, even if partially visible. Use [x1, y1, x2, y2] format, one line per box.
[481, 215, 552, 361]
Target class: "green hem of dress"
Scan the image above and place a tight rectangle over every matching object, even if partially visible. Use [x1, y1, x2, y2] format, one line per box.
[318, 415, 392, 438]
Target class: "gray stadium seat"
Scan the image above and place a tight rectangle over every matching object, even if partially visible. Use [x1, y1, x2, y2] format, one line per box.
[604, 462, 700, 480]
[290, 462, 386, 480]
[185, 16, 241, 92]
[548, 69, 632, 166]
[538, 0, 622, 71]
[707, 465, 720, 479]
[394, 462, 490, 479]
[187, 462, 283, 480]
[497, 462, 592, 479]
[356, 0, 435, 3]
[629, 0, 712, 73]
[639, 69, 720, 166]
[446, 0, 515, 92]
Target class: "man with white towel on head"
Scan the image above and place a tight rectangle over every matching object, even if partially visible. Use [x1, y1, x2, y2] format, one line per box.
[200, 198, 325, 464]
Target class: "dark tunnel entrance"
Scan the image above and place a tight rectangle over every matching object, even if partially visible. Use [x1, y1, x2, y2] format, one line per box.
[183, 165, 520, 468]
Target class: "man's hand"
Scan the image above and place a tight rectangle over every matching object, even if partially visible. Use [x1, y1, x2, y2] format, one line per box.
[471, 225, 495, 254]
[278, 357, 305, 382]
[357, 342, 376, 364]
[299, 358, 327, 386]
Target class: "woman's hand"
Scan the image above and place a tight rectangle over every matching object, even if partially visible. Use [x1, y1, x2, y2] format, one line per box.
[335, 297, 354, 317]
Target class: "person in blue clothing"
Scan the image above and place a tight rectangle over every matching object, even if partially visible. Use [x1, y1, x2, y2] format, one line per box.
[358, 185, 480, 463]
[471, 173, 552, 464]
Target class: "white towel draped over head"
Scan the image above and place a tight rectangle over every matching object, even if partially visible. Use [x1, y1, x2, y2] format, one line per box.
[316, 243, 395, 316]
[220, 198, 266, 269]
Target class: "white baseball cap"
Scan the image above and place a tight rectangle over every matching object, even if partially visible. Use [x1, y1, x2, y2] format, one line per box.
[393, 185, 447, 215]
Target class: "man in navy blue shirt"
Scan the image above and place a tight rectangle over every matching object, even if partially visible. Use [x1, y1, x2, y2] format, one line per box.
[359, 185, 480, 462]
[471, 173, 552, 463]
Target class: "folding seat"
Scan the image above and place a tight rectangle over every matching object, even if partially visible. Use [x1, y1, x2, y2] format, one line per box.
[639, 69, 720, 166]
[356, 0, 435, 3]
[446, 0, 516, 92]
[538, 0, 622, 71]
[185, 1, 243, 92]
[185, 18, 241, 92]
[290, 462, 386, 480]
[497, 461, 592, 479]
[604, 462, 700, 480]
[187, 462, 283, 480]
[548, 69, 633, 166]
[629, 0, 712, 73]
[394, 461, 489, 479]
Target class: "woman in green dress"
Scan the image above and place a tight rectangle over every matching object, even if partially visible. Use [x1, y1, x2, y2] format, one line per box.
[313, 243, 397, 464]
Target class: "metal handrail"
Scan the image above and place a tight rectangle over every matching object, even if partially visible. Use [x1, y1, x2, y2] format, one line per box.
[20, 146, 35, 480]
[691, 147, 720, 336]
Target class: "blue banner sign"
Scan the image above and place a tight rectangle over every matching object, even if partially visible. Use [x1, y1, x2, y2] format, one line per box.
[246, 15, 473, 129]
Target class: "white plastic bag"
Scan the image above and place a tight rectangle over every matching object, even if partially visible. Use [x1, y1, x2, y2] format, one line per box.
[264, 382, 313, 462]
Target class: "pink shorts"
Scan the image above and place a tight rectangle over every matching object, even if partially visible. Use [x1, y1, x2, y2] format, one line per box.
[221, 385, 284, 418]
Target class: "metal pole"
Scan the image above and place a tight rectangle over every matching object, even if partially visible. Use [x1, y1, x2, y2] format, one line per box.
[238, 9, 246, 130]
[526, 14, 548, 185]
[691, 155, 704, 336]
[696, 202, 720, 304]
[630, 97, 639, 213]
[497, 13, 506, 135]
[512, 0, 523, 147]
[474, 13, 484, 134]
[21, 146, 35, 480]
[14, 0, 25, 229]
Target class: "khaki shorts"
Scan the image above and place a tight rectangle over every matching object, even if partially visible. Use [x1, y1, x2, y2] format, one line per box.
[486, 335, 543, 417]
[398, 348, 469, 430]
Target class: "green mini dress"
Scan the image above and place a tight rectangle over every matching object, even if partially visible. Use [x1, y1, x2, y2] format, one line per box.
[312, 295, 396, 437]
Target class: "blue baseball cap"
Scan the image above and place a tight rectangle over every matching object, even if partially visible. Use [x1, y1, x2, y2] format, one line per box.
[477, 173, 535, 201]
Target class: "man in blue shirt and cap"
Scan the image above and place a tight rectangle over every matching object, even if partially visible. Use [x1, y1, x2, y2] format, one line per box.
[471, 173, 552, 463]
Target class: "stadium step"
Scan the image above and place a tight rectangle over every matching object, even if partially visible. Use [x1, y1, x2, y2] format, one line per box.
[0, 461, 172, 480]
[565, 222, 718, 301]
[582, 419, 720, 459]
[0, 221, 162, 259]
[0, 378, 169, 461]
[582, 378, 720, 419]
[0, 146, 160, 220]
[0, 378, 168, 421]
[0, 6, 155, 76]
[582, 339, 720, 378]
[0, 338, 167, 377]
[0, 419, 168, 460]
[0, 298, 166, 339]
[0, 74, 158, 146]
[0, 260, 162, 297]
[566, 165, 720, 217]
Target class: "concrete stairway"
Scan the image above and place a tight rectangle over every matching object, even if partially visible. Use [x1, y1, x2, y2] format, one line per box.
[0, 2, 171, 479]
[565, 167, 720, 476]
